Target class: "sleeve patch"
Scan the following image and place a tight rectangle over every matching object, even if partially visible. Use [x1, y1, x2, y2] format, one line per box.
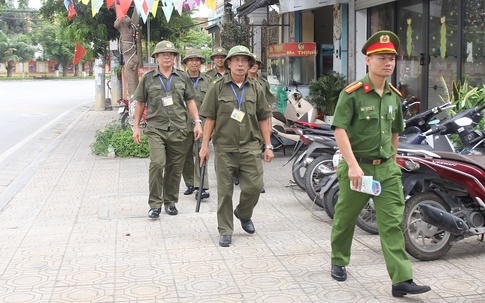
[344, 82, 363, 94]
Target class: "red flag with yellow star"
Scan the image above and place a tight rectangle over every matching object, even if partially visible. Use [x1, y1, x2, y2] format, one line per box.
[73, 42, 86, 65]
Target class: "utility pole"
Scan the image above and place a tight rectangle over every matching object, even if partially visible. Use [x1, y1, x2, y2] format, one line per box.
[94, 56, 106, 110]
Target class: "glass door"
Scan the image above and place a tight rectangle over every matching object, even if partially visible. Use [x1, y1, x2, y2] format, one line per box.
[396, 0, 427, 107]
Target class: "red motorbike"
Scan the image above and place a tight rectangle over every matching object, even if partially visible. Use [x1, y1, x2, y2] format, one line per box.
[397, 104, 485, 260]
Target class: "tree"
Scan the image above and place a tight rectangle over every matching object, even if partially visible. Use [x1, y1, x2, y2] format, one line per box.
[0, 30, 36, 76]
[220, 20, 251, 50]
[33, 23, 75, 76]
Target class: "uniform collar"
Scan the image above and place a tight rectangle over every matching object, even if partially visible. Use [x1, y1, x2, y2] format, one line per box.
[153, 66, 180, 78]
[362, 74, 392, 95]
[223, 74, 250, 86]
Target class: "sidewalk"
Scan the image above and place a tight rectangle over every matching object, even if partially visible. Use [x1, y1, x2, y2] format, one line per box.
[0, 107, 484, 302]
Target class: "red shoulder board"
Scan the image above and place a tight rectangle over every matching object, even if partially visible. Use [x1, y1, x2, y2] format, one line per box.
[344, 82, 363, 94]
[389, 83, 402, 97]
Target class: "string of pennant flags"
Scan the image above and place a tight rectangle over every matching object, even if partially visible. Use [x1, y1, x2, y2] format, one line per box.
[70, 0, 217, 64]
[65, 0, 217, 23]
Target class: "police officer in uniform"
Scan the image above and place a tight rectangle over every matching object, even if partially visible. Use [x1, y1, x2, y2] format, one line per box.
[329, 31, 431, 297]
[199, 45, 274, 247]
[132, 40, 203, 219]
[181, 49, 211, 199]
[205, 47, 228, 79]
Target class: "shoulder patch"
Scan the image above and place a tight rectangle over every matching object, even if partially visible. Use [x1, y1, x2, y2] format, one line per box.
[389, 83, 402, 97]
[344, 82, 363, 94]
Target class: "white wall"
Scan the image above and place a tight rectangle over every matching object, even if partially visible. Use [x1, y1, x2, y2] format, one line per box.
[355, 9, 368, 81]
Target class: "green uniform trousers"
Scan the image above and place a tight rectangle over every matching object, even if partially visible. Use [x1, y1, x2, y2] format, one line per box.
[214, 149, 264, 236]
[144, 125, 188, 208]
[330, 159, 413, 285]
[182, 132, 209, 190]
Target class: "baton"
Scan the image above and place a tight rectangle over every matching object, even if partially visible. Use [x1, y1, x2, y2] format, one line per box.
[195, 140, 206, 212]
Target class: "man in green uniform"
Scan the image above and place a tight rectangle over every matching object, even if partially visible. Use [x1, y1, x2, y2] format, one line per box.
[181, 49, 211, 199]
[132, 40, 203, 219]
[199, 45, 274, 247]
[204, 47, 228, 79]
[330, 31, 431, 297]
[248, 53, 276, 107]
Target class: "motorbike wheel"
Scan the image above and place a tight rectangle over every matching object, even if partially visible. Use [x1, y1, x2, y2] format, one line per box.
[303, 155, 334, 208]
[120, 112, 129, 130]
[291, 155, 314, 190]
[356, 198, 379, 235]
[323, 184, 339, 218]
[326, 187, 379, 234]
[403, 191, 454, 261]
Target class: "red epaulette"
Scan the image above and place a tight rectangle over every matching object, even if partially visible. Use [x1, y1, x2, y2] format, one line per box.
[344, 82, 363, 94]
[389, 83, 402, 97]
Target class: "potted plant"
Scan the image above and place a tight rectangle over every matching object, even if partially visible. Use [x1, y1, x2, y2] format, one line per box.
[308, 72, 347, 124]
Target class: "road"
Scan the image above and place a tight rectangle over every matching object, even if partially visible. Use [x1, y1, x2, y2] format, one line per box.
[0, 79, 96, 204]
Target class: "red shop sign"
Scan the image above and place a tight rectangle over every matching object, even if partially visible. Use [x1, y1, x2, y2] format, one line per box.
[267, 42, 317, 58]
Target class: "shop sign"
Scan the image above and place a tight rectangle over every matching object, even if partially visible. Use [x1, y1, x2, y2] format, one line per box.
[267, 43, 317, 58]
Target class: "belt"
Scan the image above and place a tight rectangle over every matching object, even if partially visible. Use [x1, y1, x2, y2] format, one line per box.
[356, 157, 388, 165]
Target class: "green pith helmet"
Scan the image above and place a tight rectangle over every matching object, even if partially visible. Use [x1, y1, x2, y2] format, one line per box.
[151, 40, 179, 58]
[251, 53, 263, 67]
[183, 49, 206, 64]
[223, 45, 255, 70]
[210, 47, 227, 59]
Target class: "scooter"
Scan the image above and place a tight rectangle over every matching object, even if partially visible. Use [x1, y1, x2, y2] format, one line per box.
[271, 89, 325, 154]
[397, 104, 485, 260]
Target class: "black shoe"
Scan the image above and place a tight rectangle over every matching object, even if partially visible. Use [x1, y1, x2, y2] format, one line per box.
[234, 210, 255, 234]
[165, 205, 178, 216]
[261, 188, 265, 193]
[184, 186, 195, 195]
[219, 235, 232, 247]
[331, 265, 347, 281]
[392, 280, 431, 297]
[148, 208, 161, 219]
[194, 190, 210, 200]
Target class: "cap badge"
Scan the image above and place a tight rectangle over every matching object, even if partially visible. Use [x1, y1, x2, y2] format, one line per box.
[167, 43, 173, 47]
[239, 46, 247, 52]
[217, 48, 222, 52]
[379, 35, 390, 44]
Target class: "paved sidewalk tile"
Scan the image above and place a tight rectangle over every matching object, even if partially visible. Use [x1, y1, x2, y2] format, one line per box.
[0, 109, 484, 302]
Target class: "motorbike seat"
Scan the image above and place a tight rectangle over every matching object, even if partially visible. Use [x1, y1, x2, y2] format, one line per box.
[432, 151, 485, 171]
[398, 141, 435, 151]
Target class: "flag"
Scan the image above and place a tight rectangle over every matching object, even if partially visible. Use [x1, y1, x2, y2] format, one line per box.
[73, 42, 87, 65]
[91, 0, 103, 16]
[64, 0, 77, 20]
[116, 0, 133, 20]
[106, 0, 115, 9]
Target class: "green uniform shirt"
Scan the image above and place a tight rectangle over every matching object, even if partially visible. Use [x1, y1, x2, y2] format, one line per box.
[199, 75, 272, 152]
[133, 67, 197, 130]
[204, 68, 227, 80]
[332, 74, 404, 159]
[186, 72, 212, 128]
[255, 76, 276, 106]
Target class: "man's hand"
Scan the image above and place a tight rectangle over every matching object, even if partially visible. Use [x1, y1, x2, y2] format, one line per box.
[132, 127, 141, 144]
[193, 123, 203, 140]
[199, 144, 209, 166]
[263, 149, 274, 163]
[348, 164, 364, 191]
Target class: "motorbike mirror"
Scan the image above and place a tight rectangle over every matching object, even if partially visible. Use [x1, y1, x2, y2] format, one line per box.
[428, 119, 440, 125]
[455, 117, 473, 127]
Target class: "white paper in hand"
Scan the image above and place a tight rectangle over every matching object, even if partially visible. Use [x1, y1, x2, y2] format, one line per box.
[351, 176, 381, 196]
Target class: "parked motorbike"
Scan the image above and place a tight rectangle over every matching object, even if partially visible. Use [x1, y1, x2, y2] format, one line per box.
[271, 89, 323, 154]
[398, 104, 485, 260]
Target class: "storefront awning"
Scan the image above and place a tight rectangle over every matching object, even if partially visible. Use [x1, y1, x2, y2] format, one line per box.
[237, 0, 279, 17]
[206, 23, 221, 34]
[279, 0, 344, 14]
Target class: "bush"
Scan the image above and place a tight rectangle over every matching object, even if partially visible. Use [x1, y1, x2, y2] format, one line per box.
[90, 120, 149, 158]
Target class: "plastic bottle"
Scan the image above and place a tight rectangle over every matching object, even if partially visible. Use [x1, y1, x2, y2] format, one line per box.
[107, 144, 115, 158]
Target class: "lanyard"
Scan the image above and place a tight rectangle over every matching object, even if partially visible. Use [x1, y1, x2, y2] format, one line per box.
[158, 74, 174, 93]
[193, 76, 201, 89]
[230, 83, 246, 109]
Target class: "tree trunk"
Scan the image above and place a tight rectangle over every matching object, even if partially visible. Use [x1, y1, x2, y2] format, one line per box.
[114, 11, 140, 101]
[7, 60, 14, 77]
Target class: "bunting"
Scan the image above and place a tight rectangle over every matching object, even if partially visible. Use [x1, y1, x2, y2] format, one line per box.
[91, 0, 103, 16]
[134, 0, 155, 23]
[115, 0, 133, 20]
[73, 42, 87, 65]
[80, 0, 90, 4]
[205, 0, 216, 11]
[106, 0, 115, 9]
[150, 0, 159, 17]
[162, 4, 174, 22]
[64, 0, 77, 20]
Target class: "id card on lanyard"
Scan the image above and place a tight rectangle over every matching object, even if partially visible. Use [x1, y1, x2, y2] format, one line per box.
[230, 83, 246, 122]
[159, 74, 174, 106]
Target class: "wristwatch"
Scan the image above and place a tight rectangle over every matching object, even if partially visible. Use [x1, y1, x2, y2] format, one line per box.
[265, 145, 274, 150]
[193, 119, 202, 124]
